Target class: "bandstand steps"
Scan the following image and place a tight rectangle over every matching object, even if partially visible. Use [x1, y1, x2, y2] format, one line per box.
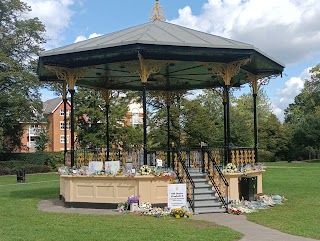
[187, 171, 226, 214]
[194, 206, 225, 214]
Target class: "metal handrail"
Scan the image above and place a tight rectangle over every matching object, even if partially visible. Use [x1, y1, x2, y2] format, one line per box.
[206, 149, 229, 211]
[178, 152, 195, 212]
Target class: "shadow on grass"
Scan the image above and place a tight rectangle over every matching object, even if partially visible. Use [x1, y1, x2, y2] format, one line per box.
[9, 186, 59, 200]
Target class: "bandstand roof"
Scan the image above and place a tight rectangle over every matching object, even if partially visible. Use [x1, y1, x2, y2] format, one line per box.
[38, 20, 285, 91]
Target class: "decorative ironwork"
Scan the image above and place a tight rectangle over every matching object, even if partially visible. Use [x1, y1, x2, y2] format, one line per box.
[206, 59, 250, 85]
[76, 151, 85, 167]
[132, 149, 139, 169]
[150, 0, 166, 21]
[246, 72, 281, 94]
[100, 89, 111, 104]
[204, 152, 209, 170]
[156, 151, 165, 164]
[125, 53, 170, 83]
[204, 149, 229, 210]
[109, 150, 117, 161]
[45, 66, 89, 90]
[190, 151, 200, 168]
[174, 153, 178, 172]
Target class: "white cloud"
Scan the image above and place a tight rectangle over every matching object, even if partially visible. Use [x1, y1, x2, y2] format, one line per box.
[24, 0, 77, 48]
[271, 67, 311, 121]
[171, 0, 320, 65]
[74, 33, 102, 43]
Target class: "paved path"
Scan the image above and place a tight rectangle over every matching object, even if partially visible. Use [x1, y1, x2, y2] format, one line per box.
[38, 199, 318, 241]
[192, 213, 318, 241]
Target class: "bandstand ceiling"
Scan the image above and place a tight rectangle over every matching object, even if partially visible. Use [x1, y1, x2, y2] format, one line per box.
[37, 20, 285, 91]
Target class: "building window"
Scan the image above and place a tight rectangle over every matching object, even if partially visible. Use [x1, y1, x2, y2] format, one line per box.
[60, 122, 70, 130]
[60, 135, 69, 143]
[60, 109, 69, 116]
[131, 108, 141, 126]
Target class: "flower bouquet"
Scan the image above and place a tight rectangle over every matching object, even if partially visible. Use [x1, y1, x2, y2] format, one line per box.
[228, 207, 243, 215]
[139, 202, 152, 210]
[127, 195, 140, 204]
[226, 163, 237, 173]
[138, 165, 153, 175]
[171, 207, 185, 218]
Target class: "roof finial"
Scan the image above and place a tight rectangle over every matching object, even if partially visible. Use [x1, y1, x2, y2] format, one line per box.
[150, 0, 166, 21]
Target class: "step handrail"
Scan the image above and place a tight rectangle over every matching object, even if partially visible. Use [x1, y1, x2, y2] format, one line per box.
[205, 149, 229, 211]
[173, 150, 195, 213]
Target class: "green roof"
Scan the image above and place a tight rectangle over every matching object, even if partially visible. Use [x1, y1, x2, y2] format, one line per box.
[38, 21, 285, 91]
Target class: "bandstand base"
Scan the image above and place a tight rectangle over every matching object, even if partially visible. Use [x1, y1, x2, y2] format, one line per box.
[60, 175, 171, 208]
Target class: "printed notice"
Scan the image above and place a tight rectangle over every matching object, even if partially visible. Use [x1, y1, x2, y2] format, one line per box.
[168, 184, 187, 209]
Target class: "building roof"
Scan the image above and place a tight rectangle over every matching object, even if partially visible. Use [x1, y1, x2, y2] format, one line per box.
[40, 21, 255, 57]
[38, 21, 284, 91]
[43, 97, 63, 114]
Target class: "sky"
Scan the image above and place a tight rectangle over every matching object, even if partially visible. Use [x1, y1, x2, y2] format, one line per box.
[24, 0, 320, 121]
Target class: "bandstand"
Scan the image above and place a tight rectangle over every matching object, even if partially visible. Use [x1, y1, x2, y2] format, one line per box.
[37, 1, 284, 213]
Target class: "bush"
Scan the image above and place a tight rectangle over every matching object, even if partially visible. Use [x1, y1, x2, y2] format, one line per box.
[0, 164, 52, 176]
[0, 152, 64, 169]
[259, 150, 277, 162]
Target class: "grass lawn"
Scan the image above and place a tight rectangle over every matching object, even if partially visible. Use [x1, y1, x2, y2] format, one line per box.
[246, 162, 320, 239]
[0, 174, 241, 241]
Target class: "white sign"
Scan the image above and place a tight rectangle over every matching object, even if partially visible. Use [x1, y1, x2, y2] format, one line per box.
[168, 184, 187, 209]
[105, 161, 120, 175]
[88, 161, 103, 173]
[156, 159, 163, 167]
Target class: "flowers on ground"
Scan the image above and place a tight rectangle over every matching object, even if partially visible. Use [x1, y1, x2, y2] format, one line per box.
[127, 195, 140, 204]
[228, 194, 286, 215]
[170, 206, 192, 218]
[139, 202, 152, 210]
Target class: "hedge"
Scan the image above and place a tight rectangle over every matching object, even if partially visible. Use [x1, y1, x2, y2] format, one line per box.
[0, 152, 64, 169]
[0, 165, 52, 176]
[0, 152, 63, 176]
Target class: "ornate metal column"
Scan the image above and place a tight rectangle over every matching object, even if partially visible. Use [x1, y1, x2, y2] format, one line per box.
[127, 53, 169, 165]
[206, 59, 249, 165]
[69, 88, 75, 166]
[101, 90, 111, 161]
[45, 66, 87, 167]
[165, 92, 175, 168]
[252, 79, 258, 163]
[142, 83, 148, 165]
[223, 87, 228, 166]
[62, 82, 67, 165]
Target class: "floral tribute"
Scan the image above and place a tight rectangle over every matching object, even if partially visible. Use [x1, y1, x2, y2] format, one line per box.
[223, 163, 266, 174]
[170, 207, 191, 218]
[228, 194, 286, 215]
[58, 165, 176, 178]
[127, 195, 140, 204]
[116, 198, 192, 219]
[138, 165, 153, 175]
[226, 163, 237, 173]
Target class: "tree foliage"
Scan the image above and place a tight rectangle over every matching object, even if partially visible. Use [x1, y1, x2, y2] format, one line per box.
[284, 64, 320, 160]
[0, 0, 45, 152]
[74, 88, 143, 149]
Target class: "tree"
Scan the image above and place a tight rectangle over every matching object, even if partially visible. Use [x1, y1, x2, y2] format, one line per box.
[34, 127, 50, 152]
[284, 64, 320, 160]
[74, 88, 142, 149]
[0, 0, 45, 152]
[182, 90, 224, 147]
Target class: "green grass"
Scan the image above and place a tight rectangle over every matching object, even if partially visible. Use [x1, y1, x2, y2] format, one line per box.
[0, 174, 241, 241]
[246, 162, 320, 239]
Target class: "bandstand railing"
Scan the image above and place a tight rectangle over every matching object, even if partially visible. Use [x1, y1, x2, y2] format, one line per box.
[173, 150, 195, 213]
[202, 148, 229, 210]
[230, 147, 256, 166]
[71, 148, 172, 169]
